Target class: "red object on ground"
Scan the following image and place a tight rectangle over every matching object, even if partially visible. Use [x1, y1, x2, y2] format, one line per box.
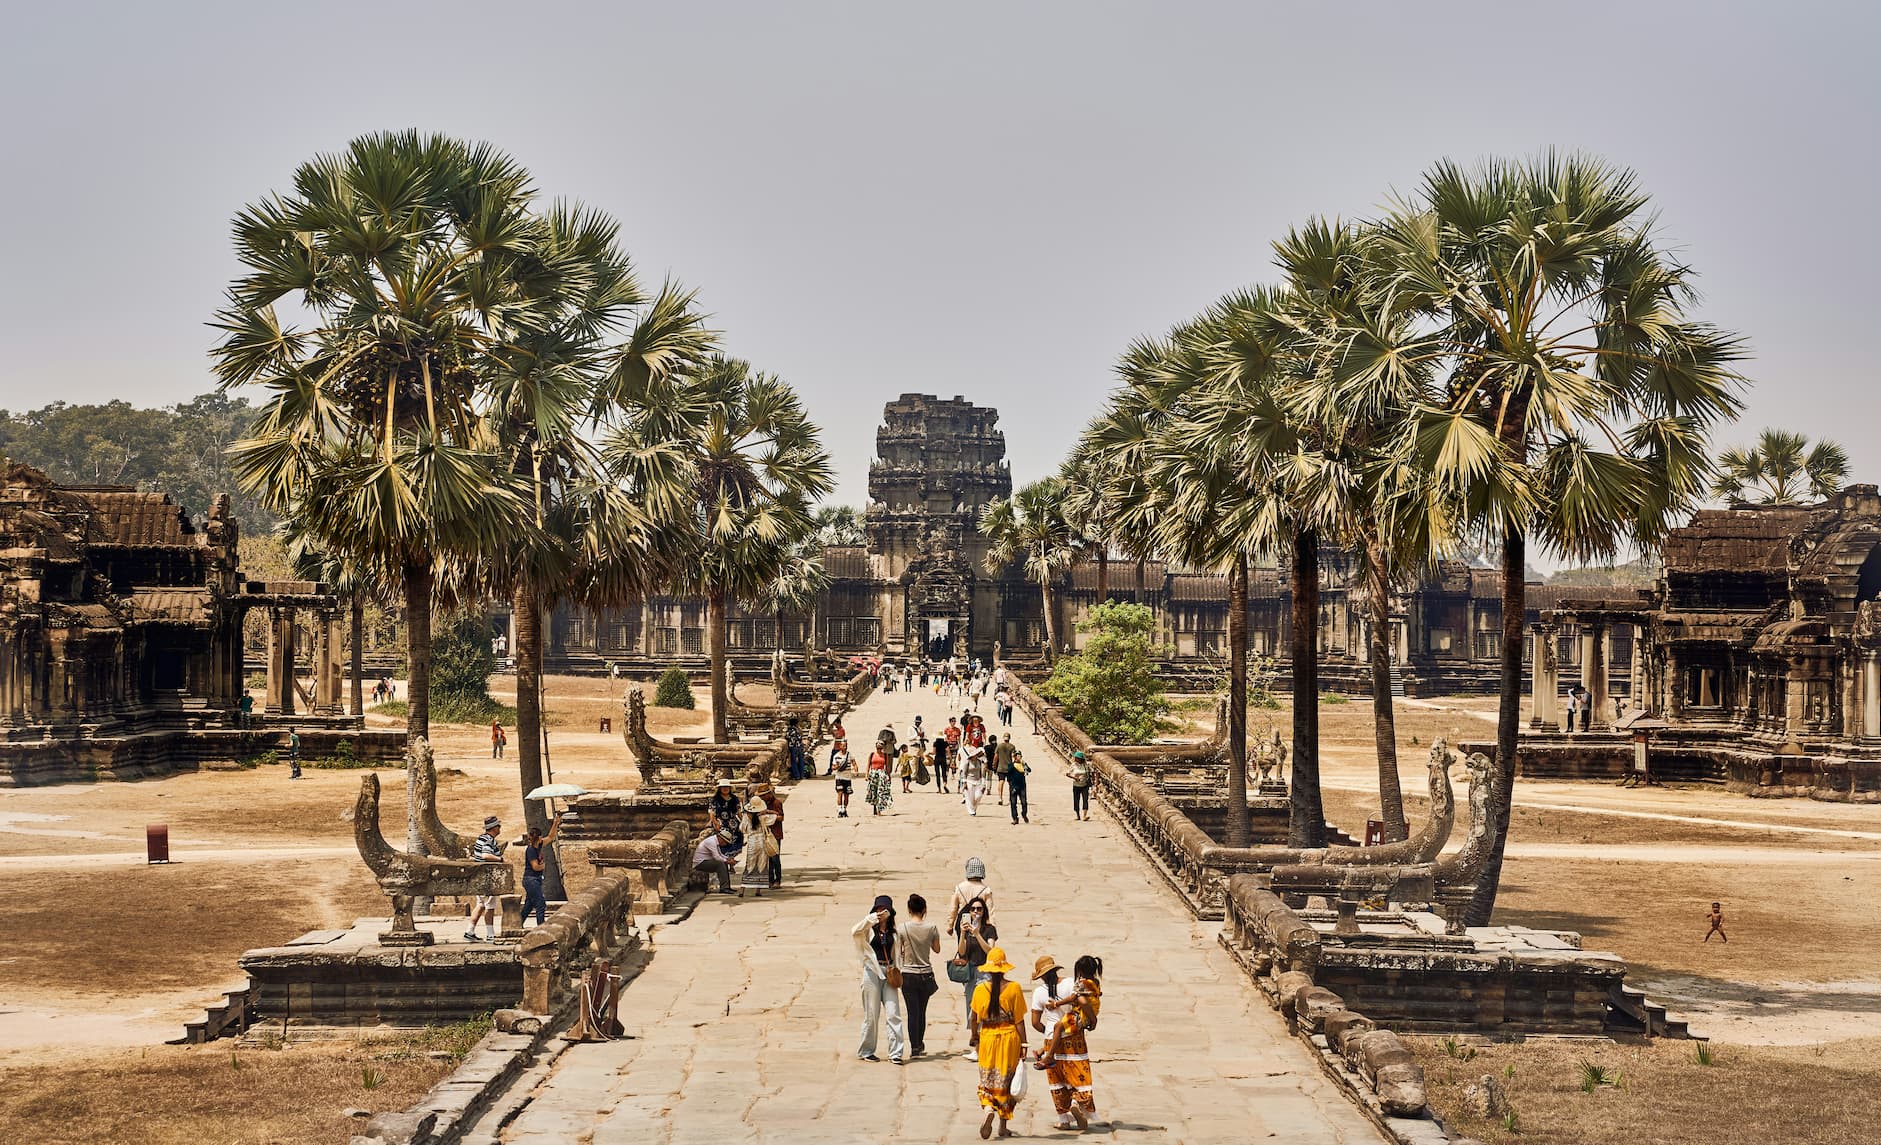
[147, 823, 170, 864]
[1364, 820, 1384, 847]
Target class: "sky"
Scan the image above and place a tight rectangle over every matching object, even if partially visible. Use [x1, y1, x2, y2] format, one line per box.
[3, 1, 1876, 552]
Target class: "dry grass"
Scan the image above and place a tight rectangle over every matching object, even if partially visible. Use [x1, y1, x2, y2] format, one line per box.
[1411, 1035, 1881, 1145]
[0, 1026, 481, 1145]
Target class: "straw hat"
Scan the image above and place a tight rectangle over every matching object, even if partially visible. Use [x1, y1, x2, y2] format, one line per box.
[714, 777, 734, 789]
[1030, 955, 1063, 981]
[744, 796, 767, 813]
[979, 946, 1015, 975]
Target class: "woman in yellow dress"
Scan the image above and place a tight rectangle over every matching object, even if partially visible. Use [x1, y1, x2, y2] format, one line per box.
[969, 946, 1027, 1139]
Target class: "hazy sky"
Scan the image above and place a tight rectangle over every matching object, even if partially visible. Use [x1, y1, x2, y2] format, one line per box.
[4, 2, 1875, 530]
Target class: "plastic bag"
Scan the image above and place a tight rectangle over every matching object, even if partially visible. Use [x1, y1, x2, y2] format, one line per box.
[1009, 1060, 1028, 1101]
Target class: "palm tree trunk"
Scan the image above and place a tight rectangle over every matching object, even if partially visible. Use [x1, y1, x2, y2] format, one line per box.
[402, 558, 432, 859]
[708, 589, 729, 743]
[1135, 557, 1146, 603]
[1465, 528, 1526, 926]
[1097, 550, 1109, 603]
[513, 582, 565, 899]
[1040, 582, 1058, 663]
[349, 590, 365, 717]
[1225, 552, 1251, 846]
[1288, 528, 1325, 848]
[1367, 536, 1406, 842]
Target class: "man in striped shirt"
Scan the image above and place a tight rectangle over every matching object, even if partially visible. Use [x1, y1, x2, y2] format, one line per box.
[466, 815, 505, 942]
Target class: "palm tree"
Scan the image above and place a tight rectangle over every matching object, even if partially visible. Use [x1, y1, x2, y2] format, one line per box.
[213, 131, 546, 750]
[1363, 153, 1746, 923]
[810, 505, 868, 547]
[1712, 429, 1848, 505]
[607, 356, 833, 743]
[979, 479, 1080, 663]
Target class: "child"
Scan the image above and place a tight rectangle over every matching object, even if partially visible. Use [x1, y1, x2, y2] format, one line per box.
[832, 749, 855, 818]
[1704, 901, 1727, 943]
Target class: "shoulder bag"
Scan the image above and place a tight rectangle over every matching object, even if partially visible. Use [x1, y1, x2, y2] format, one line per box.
[946, 931, 976, 984]
[883, 926, 903, 989]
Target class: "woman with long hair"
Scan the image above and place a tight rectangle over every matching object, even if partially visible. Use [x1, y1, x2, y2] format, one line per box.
[737, 795, 776, 898]
[866, 738, 894, 816]
[969, 946, 1027, 1139]
[1036, 954, 1105, 1130]
[952, 895, 998, 1052]
[851, 894, 907, 1063]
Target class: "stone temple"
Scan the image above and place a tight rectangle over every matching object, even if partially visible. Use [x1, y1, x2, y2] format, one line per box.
[543, 395, 1633, 693]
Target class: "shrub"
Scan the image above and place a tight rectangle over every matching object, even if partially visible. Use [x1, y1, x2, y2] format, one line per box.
[1038, 602, 1172, 743]
[654, 668, 695, 709]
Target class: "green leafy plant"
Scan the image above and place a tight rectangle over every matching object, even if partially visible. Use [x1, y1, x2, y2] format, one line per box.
[1439, 1035, 1478, 1062]
[1501, 1109, 1520, 1134]
[1038, 602, 1173, 743]
[1578, 1059, 1622, 1092]
[654, 668, 695, 709]
[1318, 691, 1350, 706]
[361, 1065, 384, 1091]
[1694, 1042, 1717, 1067]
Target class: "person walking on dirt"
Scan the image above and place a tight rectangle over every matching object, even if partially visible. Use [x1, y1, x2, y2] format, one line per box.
[1704, 902, 1728, 943]
[491, 720, 507, 759]
[287, 727, 302, 779]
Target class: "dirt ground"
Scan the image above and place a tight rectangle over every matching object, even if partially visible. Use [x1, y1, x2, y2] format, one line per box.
[1408, 1035, 1881, 1145]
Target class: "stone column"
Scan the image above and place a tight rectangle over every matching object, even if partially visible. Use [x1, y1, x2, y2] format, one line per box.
[1630, 623, 1646, 710]
[1784, 658, 1807, 738]
[265, 608, 296, 716]
[1587, 622, 1610, 730]
[1665, 647, 1683, 722]
[1864, 651, 1880, 742]
[1529, 622, 1557, 730]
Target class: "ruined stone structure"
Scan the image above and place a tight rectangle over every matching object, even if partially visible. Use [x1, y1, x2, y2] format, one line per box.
[0, 463, 391, 784]
[540, 396, 1630, 692]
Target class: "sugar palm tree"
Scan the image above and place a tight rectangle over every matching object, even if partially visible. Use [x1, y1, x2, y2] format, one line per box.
[607, 356, 832, 743]
[1362, 153, 1746, 923]
[810, 505, 868, 547]
[1711, 429, 1848, 506]
[212, 131, 545, 750]
[979, 478, 1080, 663]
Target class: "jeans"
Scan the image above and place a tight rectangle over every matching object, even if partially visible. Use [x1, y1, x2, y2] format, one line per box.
[788, 746, 806, 780]
[521, 873, 547, 924]
[1072, 784, 1090, 817]
[901, 970, 938, 1052]
[695, 858, 731, 893]
[1009, 777, 1029, 822]
[858, 974, 907, 1060]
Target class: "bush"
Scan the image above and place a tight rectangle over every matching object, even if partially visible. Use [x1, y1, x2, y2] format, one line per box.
[1038, 601, 1172, 743]
[654, 667, 695, 709]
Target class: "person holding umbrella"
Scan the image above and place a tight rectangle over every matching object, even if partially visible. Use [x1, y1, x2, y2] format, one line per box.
[517, 814, 561, 927]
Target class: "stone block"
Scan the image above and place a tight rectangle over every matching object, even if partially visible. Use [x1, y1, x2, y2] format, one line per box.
[493, 1008, 544, 1035]
[1374, 1061, 1428, 1117]
[1295, 986, 1347, 1032]
[355, 1110, 436, 1145]
[1275, 970, 1314, 1018]
[1320, 1009, 1374, 1052]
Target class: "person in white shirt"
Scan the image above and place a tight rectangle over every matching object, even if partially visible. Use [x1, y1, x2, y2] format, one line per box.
[1028, 956, 1081, 1131]
[851, 894, 907, 1063]
[692, 829, 737, 894]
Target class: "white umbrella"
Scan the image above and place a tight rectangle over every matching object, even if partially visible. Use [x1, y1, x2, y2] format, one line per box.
[525, 783, 588, 799]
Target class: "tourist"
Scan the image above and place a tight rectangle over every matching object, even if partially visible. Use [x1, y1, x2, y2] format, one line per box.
[708, 777, 745, 851]
[945, 716, 962, 764]
[897, 739, 917, 793]
[692, 828, 737, 894]
[912, 714, 925, 745]
[953, 896, 1000, 1051]
[852, 894, 907, 1063]
[785, 717, 807, 782]
[1578, 685, 1593, 731]
[518, 814, 561, 927]
[1067, 749, 1093, 821]
[491, 719, 506, 759]
[961, 745, 989, 816]
[965, 712, 987, 756]
[1036, 954, 1103, 1130]
[1028, 955, 1080, 1130]
[1007, 746, 1030, 824]
[947, 857, 995, 933]
[829, 718, 848, 774]
[990, 733, 1011, 804]
[866, 739, 894, 815]
[466, 815, 505, 941]
[931, 731, 952, 794]
[832, 747, 855, 817]
[970, 946, 1027, 1138]
[1705, 901, 1728, 943]
[237, 691, 253, 728]
[287, 726, 302, 779]
[759, 783, 785, 887]
[739, 795, 776, 897]
[898, 893, 943, 1057]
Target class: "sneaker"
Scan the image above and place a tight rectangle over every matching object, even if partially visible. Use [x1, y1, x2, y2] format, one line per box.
[463, 932, 480, 942]
[862, 1054, 879, 1062]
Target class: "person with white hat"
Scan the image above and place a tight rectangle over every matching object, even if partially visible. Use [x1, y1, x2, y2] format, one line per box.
[465, 814, 505, 942]
[691, 827, 738, 894]
[738, 794, 778, 898]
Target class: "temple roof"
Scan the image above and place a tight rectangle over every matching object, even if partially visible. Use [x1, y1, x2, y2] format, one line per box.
[1662, 507, 1813, 574]
[74, 490, 196, 546]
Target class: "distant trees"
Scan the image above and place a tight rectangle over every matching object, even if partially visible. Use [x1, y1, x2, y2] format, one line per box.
[1039, 602, 1171, 743]
[0, 392, 276, 530]
[1712, 429, 1849, 506]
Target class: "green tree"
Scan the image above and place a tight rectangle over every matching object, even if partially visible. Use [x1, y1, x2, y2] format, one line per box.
[1711, 429, 1848, 506]
[979, 478, 1080, 662]
[654, 667, 695, 708]
[1362, 153, 1746, 923]
[1039, 602, 1171, 743]
[430, 613, 506, 723]
[607, 355, 833, 743]
[811, 505, 867, 547]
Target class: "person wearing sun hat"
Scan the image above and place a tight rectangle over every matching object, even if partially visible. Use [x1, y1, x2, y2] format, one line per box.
[464, 814, 505, 942]
[1028, 955, 1081, 1130]
[707, 776, 744, 853]
[738, 794, 777, 898]
[969, 945, 1027, 1138]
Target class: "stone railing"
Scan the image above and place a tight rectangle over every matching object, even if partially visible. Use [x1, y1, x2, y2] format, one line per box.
[516, 870, 638, 1015]
[585, 819, 698, 911]
[1220, 878, 1434, 1131]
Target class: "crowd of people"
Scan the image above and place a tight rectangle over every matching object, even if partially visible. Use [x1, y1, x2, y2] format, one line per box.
[853, 858, 1107, 1137]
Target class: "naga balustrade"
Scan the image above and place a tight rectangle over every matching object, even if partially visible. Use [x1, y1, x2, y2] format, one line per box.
[517, 869, 639, 1015]
[585, 819, 698, 911]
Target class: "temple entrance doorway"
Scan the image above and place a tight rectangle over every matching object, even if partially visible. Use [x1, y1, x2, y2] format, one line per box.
[924, 618, 954, 661]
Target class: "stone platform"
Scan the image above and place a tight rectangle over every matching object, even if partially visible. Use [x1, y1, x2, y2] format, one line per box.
[0, 724, 405, 786]
[239, 917, 524, 1029]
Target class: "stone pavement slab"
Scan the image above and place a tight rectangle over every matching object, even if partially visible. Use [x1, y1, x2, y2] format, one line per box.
[496, 683, 1384, 1144]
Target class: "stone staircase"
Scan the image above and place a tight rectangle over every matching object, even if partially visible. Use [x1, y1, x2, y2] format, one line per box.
[1607, 983, 1703, 1039]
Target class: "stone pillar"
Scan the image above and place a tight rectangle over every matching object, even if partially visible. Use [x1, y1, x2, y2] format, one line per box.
[265, 608, 296, 716]
[1530, 622, 1557, 730]
[1864, 651, 1880, 742]
[1630, 623, 1646, 709]
[1587, 622, 1610, 730]
[1784, 658, 1807, 738]
[1665, 647, 1683, 722]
